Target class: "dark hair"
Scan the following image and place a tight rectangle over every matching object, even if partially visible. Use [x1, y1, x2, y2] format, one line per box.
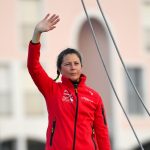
[54, 48, 82, 81]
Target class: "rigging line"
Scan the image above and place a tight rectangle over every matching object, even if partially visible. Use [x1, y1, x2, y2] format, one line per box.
[80, 0, 144, 149]
[96, 0, 150, 117]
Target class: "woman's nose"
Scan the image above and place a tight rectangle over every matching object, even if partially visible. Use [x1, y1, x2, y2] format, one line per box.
[70, 63, 75, 69]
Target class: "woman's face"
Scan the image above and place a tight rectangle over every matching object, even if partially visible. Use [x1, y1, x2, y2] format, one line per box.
[60, 53, 82, 81]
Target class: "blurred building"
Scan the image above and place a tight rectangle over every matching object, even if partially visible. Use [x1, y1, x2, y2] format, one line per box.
[0, 0, 150, 150]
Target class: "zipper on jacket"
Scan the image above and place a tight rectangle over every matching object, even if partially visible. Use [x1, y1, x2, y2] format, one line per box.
[92, 128, 97, 150]
[50, 120, 56, 146]
[72, 83, 79, 150]
[101, 106, 107, 125]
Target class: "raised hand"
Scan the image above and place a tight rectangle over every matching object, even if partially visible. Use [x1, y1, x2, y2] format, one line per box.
[32, 13, 60, 43]
[35, 14, 60, 33]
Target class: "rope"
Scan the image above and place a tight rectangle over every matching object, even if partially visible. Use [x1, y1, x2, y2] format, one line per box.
[80, 0, 144, 149]
[96, 0, 150, 117]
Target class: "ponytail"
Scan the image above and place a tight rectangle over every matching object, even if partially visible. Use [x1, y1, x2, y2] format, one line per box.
[53, 70, 60, 81]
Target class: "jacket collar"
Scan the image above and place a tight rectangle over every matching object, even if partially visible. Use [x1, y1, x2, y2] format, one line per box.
[61, 74, 86, 89]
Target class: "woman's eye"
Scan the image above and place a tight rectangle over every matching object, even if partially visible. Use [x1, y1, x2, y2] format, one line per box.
[64, 63, 70, 66]
[75, 62, 79, 65]
[64, 62, 79, 66]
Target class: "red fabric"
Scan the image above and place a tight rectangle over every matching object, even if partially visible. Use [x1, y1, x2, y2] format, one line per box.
[27, 42, 111, 150]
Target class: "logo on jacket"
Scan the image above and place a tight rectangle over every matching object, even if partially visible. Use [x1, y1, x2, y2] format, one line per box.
[81, 96, 94, 103]
[62, 90, 74, 102]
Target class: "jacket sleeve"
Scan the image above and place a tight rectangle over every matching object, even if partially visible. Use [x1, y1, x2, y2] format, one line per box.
[93, 95, 111, 150]
[27, 41, 56, 100]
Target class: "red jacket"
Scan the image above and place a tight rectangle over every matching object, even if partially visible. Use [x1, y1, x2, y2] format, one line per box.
[27, 42, 111, 150]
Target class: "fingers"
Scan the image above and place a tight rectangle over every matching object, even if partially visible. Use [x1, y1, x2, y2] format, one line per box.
[44, 14, 50, 20]
[44, 13, 60, 24]
[49, 14, 60, 23]
[51, 18, 60, 26]
[43, 13, 59, 21]
[42, 13, 60, 31]
[50, 26, 56, 30]
[49, 14, 57, 20]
